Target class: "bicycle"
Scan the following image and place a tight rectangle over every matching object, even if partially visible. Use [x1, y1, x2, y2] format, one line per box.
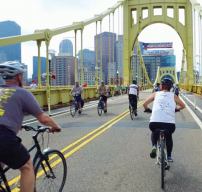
[70, 94, 82, 117]
[97, 93, 106, 116]
[144, 108, 179, 189]
[0, 125, 67, 192]
[129, 96, 138, 120]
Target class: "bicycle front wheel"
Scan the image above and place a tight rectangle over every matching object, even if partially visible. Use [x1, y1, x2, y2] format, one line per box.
[70, 103, 76, 117]
[97, 103, 102, 116]
[34, 150, 67, 192]
[161, 140, 165, 189]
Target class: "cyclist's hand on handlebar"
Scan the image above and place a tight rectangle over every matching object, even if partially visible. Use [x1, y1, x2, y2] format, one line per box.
[50, 125, 61, 133]
[175, 108, 180, 112]
[144, 108, 152, 113]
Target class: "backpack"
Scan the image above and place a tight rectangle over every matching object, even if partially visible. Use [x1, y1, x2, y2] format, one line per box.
[174, 87, 179, 95]
[154, 86, 160, 92]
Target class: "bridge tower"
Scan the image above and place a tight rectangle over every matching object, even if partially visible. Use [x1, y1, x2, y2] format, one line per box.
[123, 0, 194, 86]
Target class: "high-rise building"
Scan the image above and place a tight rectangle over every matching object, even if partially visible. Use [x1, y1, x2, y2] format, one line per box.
[131, 48, 176, 84]
[50, 55, 75, 86]
[115, 35, 123, 79]
[78, 49, 95, 63]
[0, 21, 21, 63]
[21, 63, 28, 82]
[32, 56, 46, 80]
[94, 32, 116, 83]
[59, 39, 73, 56]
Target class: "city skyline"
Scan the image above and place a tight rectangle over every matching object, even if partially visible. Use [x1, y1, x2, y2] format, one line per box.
[0, 0, 201, 78]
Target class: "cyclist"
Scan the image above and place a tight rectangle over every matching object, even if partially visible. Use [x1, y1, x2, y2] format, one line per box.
[143, 78, 185, 162]
[0, 61, 61, 192]
[128, 80, 139, 116]
[70, 81, 83, 113]
[96, 80, 108, 113]
[173, 83, 180, 97]
[152, 83, 160, 93]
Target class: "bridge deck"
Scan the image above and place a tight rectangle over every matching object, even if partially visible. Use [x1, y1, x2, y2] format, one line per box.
[6, 90, 202, 191]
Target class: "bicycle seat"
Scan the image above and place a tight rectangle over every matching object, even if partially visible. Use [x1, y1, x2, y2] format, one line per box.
[154, 129, 170, 134]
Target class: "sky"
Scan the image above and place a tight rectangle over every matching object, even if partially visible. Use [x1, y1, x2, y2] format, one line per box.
[0, 0, 202, 78]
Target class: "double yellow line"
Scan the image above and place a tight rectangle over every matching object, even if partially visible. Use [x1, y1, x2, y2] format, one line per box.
[11, 100, 144, 192]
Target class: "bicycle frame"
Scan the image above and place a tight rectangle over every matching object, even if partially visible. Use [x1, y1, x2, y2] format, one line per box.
[98, 95, 105, 109]
[0, 129, 51, 192]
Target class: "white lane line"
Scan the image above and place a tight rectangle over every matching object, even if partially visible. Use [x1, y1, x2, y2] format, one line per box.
[24, 95, 129, 125]
[180, 93, 202, 114]
[180, 96, 202, 130]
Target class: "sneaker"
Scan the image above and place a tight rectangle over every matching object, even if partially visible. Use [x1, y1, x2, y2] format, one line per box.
[134, 109, 138, 116]
[104, 109, 107, 113]
[168, 157, 173, 162]
[150, 145, 157, 159]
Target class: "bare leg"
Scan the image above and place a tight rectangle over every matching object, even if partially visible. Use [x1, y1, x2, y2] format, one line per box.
[19, 159, 35, 192]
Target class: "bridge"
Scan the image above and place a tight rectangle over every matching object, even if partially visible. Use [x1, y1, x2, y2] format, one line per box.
[1, 0, 202, 191]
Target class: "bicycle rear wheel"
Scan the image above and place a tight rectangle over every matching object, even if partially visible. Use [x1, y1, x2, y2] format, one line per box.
[161, 140, 165, 189]
[70, 103, 76, 117]
[34, 150, 67, 192]
[130, 106, 134, 120]
[97, 103, 102, 116]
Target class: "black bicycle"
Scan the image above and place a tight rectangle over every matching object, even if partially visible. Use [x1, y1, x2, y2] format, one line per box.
[129, 101, 136, 120]
[97, 93, 106, 116]
[129, 96, 138, 120]
[0, 125, 67, 192]
[144, 108, 179, 189]
[70, 94, 82, 116]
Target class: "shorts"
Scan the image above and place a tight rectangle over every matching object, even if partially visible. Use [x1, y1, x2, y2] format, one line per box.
[75, 94, 82, 103]
[0, 126, 30, 170]
[101, 95, 107, 102]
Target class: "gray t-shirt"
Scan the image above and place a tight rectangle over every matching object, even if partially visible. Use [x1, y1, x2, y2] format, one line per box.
[0, 85, 43, 134]
[72, 86, 83, 94]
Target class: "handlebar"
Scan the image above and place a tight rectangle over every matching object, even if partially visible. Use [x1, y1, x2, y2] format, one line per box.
[21, 125, 61, 133]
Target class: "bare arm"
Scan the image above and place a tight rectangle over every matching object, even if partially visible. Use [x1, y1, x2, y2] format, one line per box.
[143, 93, 155, 109]
[35, 113, 61, 132]
[174, 95, 186, 110]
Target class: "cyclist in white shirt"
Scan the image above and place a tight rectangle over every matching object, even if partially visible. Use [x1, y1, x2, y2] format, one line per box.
[128, 80, 139, 116]
[143, 78, 185, 162]
[30, 80, 37, 89]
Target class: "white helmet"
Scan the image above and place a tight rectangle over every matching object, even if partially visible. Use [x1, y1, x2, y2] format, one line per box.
[0, 61, 26, 79]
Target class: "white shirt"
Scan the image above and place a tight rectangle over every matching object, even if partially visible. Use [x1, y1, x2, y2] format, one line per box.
[150, 91, 176, 124]
[129, 84, 139, 95]
[30, 84, 37, 89]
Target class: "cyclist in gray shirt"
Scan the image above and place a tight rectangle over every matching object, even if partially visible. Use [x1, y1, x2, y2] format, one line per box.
[0, 61, 61, 192]
[70, 81, 83, 113]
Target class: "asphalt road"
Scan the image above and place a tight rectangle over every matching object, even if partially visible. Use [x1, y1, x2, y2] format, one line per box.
[5, 90, 202, 192]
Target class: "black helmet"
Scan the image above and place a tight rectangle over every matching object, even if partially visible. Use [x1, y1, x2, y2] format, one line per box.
[161, 78, 173, 90]
[132, 80, 137, 84]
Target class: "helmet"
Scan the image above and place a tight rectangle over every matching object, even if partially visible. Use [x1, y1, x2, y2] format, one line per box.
[161, 78, 173, 90]
[101, 80, 104, 83]
[132, 80, 137, 84]
[32, 80, 35, 83]
[0, 61, 26, 79]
